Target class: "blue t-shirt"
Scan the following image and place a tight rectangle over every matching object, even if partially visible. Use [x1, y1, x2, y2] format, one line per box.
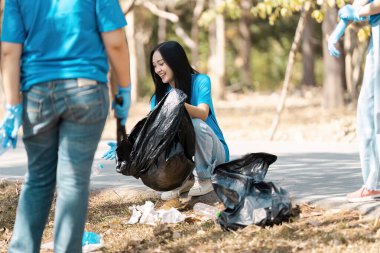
[1, 0, 127, 91]
[150, 74, 229, 161]
[369, 0, 380, 26]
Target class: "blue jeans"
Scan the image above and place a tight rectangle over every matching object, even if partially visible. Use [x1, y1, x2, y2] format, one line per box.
[192, 119, 226, 179]
[8, 79, 109, 253]
[357, 23, 380, 190]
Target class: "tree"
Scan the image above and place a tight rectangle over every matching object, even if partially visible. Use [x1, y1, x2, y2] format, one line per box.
[301, 9, 317, 87]
[322, 4, 345, 108]
[238, 0, 253, 89]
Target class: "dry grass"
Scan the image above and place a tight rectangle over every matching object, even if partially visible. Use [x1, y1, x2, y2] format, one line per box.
[1, 180, 380, 253]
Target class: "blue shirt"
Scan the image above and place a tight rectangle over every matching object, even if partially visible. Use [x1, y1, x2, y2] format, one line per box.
[1, 0, 127, 91]
[150, 74, 230, 161]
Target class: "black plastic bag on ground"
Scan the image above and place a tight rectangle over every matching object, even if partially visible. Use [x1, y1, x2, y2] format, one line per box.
[115, 89, 195, 191]
[212, 153, 292, 230]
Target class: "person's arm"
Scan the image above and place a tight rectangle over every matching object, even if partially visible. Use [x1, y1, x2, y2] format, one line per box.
[101, 28, 131, 126]
[185, 103, 209, 121]
[357, 0, 380, 17]
[101, 28, 131, 89]
[1, 42, 22, 105]
[353, 0, 370, 8]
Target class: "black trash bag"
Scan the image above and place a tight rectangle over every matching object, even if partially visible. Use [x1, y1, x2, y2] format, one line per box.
[115, 89, 195, 191]
[212, 153, 292, 230]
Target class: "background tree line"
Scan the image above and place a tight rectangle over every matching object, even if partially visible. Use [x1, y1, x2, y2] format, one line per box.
[0, 0, 370, 110]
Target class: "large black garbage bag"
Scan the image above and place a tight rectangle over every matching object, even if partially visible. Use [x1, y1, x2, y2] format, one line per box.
[115, 89, 195, 191]
[212, 153, 292, 230]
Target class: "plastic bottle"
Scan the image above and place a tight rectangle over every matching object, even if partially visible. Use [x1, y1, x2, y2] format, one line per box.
[193, 203, 221, 219]
[91, 162, 104, 178]
[0, 131, 11, 156]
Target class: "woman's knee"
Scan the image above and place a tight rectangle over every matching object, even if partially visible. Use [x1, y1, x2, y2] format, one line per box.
[192, 118, 206, 132]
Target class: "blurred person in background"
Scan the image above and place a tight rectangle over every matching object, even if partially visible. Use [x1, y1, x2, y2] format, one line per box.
[332, 0, 380, 202]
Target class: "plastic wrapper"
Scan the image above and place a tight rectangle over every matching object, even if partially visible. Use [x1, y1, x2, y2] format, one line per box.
[116, 89, 195, 191]
[212, 153, 292, 230]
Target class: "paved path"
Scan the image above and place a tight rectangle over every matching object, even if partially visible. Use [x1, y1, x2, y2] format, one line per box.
[1, 140, 380, 218]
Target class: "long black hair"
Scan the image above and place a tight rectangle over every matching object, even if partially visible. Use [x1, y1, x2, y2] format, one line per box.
[149, 41, 198, 105]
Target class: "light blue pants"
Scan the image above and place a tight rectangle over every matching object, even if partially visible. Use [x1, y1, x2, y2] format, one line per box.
[357, 22, 380, 190]
[8, 80, 109, 253]
[192, 119, 226, 179]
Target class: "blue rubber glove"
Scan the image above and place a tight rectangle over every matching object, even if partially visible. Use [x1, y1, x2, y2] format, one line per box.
[112, 85, 131, 126]
[102, 141, 117, 160]
[1, 104, 22, 149]
[328, 20, 347, 58]
[338, 5, 365, 22]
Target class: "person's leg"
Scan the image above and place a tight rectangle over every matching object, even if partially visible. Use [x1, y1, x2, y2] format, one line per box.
[348, 26, 380, 202]
[53, 81, 109, 252]
[188, 118, 225, 196]
[366, 23, 380, 190]
[8, 83, 59, 253]
[357, 37, 376, 189]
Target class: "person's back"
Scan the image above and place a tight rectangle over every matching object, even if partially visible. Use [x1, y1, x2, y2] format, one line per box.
[3, 0, 119, 91]
[1, 0, 132, 252]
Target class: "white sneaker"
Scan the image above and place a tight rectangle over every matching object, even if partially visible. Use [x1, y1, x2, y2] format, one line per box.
[188, 179, 213, 197]
[161, 178, 194, 200]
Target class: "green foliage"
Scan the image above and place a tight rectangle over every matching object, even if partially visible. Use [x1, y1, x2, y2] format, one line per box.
[224, 15, 301, 91]
[251, 0, 350, 25]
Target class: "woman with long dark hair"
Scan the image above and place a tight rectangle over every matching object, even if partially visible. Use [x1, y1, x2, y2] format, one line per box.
[149, 41, 229, 199]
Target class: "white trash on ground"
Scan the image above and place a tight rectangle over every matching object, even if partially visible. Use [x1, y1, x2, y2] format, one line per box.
[40, 231, 104, 252]
[127, 201, 185, 225]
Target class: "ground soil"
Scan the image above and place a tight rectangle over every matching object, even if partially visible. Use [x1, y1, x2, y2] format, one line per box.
[1, 181, 380, 253]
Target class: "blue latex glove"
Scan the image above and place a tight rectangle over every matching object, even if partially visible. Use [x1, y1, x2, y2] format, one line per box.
[112, 85, 131, 126]
[1, 104, 22, 149]
[338, 4, 365, 22]
[102, 141, 117, 160]
[328, 20, 348, 58]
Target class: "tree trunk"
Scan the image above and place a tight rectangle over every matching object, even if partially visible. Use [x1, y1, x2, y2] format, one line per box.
[158, 2, 167, 42]
[322, 6, 345, 108]
[125, 10, 139, 100]
[301, 9, 316, 86]
[191, 0, 205, 69]
[238, 0, 252, 89]
[269, 11, 306, 141]
[208, 0, 226, 99]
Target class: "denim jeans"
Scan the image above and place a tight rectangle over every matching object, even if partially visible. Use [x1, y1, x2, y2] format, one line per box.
[8, 79, 109, 253]
[357, 22, 380, 190]
[192, 119, 226, 179]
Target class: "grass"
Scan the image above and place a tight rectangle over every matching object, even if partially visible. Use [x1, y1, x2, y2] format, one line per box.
[1, 180, 380, 253]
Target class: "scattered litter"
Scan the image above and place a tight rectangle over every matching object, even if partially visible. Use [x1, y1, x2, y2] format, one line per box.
[193, 202, 220, 220]
[41, 232, 103, 252]
[127, 201, 185, 225]
[82, 231, 103, 252]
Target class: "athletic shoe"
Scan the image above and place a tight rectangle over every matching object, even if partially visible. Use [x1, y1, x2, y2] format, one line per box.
[188, 179, 214, 197]
[161, 178, 194, 200]
[346, 187, 380, 203]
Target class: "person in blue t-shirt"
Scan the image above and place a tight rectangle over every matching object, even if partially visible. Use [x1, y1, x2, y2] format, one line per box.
[1, 0, 131, 252]
[150, 41, 229, 200]
[329, 0, 380, 203]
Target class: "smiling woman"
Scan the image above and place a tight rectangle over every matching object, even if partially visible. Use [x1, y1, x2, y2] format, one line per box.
[148, 41, 230, 200]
